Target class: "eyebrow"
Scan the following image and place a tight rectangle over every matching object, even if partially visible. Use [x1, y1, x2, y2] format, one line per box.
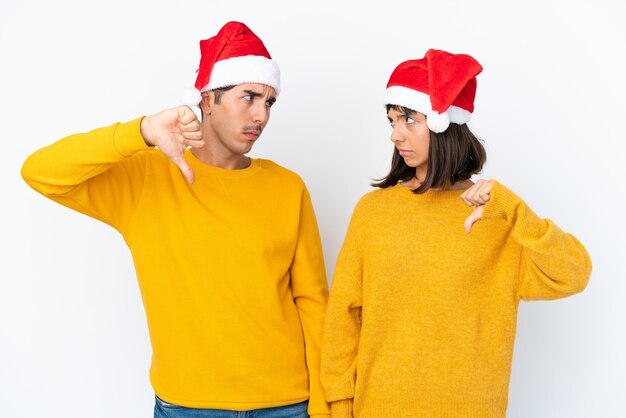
[244, 90, 277, 104]
[387, 113, 406, 121]
[243, 90, 263, 98]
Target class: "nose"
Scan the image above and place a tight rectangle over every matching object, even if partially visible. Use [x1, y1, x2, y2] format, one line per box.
[252, 101, 270, 125]
[390, 125, 403, 143]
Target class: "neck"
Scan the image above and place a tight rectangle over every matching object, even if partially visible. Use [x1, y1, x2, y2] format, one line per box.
[401, 175, 423, 189]
[400, 174, 474, 191]
[415, 166, 427, 182]
[192, 125, 251, 169]
[191, 147, 250, 170]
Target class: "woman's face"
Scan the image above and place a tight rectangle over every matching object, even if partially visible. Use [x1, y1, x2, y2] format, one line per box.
[387, 107, 430, 179]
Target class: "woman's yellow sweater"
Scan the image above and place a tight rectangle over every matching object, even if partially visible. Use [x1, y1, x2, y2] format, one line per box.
[321, 183, 591, 418]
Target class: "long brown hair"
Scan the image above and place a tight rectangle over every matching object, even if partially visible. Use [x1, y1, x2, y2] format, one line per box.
[373, 105, 487, 194]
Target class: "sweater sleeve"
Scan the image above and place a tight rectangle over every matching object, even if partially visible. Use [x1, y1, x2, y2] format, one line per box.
[321, 199, 366, 417]
[481, 181, 592, 301]
[21, 118, 151, 232]
[330, 399, 354, 418]
[289, 187, 331, 418]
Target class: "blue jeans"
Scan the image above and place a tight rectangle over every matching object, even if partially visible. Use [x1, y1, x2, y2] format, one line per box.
[154, 396, 309, 418]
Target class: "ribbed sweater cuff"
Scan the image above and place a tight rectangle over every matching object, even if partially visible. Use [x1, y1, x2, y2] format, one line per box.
[331, 399, 353, 418]
[359, 396, 507, 417]
[324, 376, 355, 404]
[112, 117, 151, 157]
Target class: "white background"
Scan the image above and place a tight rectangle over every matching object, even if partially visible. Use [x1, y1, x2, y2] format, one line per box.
[1, 1, 625, 417]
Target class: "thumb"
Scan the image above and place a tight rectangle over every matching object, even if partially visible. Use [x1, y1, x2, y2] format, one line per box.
[171, 154, 195, 184]
[464, 205, 485, 233]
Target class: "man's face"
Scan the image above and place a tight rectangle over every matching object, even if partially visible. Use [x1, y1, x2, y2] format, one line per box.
[201, 83, 277, 157]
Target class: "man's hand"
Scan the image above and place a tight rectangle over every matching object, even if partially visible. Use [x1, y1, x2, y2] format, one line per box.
[140, 106, 204, 184]
[460, 179, 494, 233]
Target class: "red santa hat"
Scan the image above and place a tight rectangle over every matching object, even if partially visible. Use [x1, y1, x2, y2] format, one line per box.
[385, 49, 483, 133]
[184, 21, 280, 111]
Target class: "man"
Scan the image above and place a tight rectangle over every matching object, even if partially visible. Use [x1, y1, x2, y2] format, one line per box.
[22, 21, 330, 418]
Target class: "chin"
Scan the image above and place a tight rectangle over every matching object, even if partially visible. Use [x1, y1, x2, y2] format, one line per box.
[402, 158, 418, 168]
[232, 139, 254, 152]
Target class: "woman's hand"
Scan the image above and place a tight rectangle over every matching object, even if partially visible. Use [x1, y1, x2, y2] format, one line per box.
[460, 179, 494, 233]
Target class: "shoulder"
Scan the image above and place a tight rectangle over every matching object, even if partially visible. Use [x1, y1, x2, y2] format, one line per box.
[356, 186, 396, 209]
[256, 158, 307, 189]
[346, 187, 397, 223]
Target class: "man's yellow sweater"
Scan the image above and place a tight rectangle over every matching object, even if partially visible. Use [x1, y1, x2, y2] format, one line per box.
[321, 183, 591, 418]
[21, 118, 330, 416]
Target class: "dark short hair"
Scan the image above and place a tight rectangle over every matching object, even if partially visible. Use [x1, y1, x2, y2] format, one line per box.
[211, 85, 235, 104]
[373, 105, 487, 194]
[200, 85, 236, 119]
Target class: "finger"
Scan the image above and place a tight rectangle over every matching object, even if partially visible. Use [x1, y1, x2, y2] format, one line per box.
[461, 182, 481, 206]
[171, 154, 195, 184]
[474, 194, 490, 206]
[475, 180, 492, 204]
[465, 180, 492, 206]
[177, 106, 198, 125]
[180, 119, 201, 132]
[460, 189, 473, 206]
[460, 182, 480, 205]
[468, 179, 486, 202]
[180, 130, 203, 141]
[464, 205, 484, 233]
[482, 180, 494, 200]
[464, 213, 475, 233]
[178, 137, 205, 149]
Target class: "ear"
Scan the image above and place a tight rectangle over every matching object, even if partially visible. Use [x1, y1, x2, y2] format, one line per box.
[199, 92, 214, 116]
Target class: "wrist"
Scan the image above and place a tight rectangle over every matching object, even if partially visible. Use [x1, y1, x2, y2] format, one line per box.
[139, 116, 156, 147]
[331, 399, 353, 418]
[481, 181, 518, 221]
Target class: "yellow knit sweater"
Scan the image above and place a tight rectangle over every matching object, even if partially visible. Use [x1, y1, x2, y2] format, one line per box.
[321, 183, 591, 418]
[21, 118, 330, 416]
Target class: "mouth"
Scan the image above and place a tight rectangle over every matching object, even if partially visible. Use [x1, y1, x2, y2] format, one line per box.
[397, 149, 413, 156]
[243, 131, 260, 141]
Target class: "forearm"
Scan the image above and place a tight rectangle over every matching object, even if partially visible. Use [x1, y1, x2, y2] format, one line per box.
[21, 117, 149, 196]
[321, 265, 362, 403]
[298, 298, 331, 417]
[139, 115, 158, 147]
[483, 181, 592, 299]
[329, 399, 353, 418]
[289, 188, 331, 416]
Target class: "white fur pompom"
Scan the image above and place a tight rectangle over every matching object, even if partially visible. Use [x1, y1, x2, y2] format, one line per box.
[426, 111, 450, 133]
[182, 87, 202, 106]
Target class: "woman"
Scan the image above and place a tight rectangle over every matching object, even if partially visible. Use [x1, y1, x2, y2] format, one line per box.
[320, 49, 592, 418]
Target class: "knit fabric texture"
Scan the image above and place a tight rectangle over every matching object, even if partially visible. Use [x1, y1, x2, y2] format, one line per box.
[321, 183, 591, 418]
[22, 118, 330, 416]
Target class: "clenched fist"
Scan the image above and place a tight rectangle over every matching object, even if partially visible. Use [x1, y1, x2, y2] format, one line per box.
[140, 106, 204, 184]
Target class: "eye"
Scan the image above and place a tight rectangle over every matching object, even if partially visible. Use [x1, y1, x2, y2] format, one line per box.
[243, 95, 252, 101]
[266, 100, 274, 108]
[406, 117, 415, 124]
